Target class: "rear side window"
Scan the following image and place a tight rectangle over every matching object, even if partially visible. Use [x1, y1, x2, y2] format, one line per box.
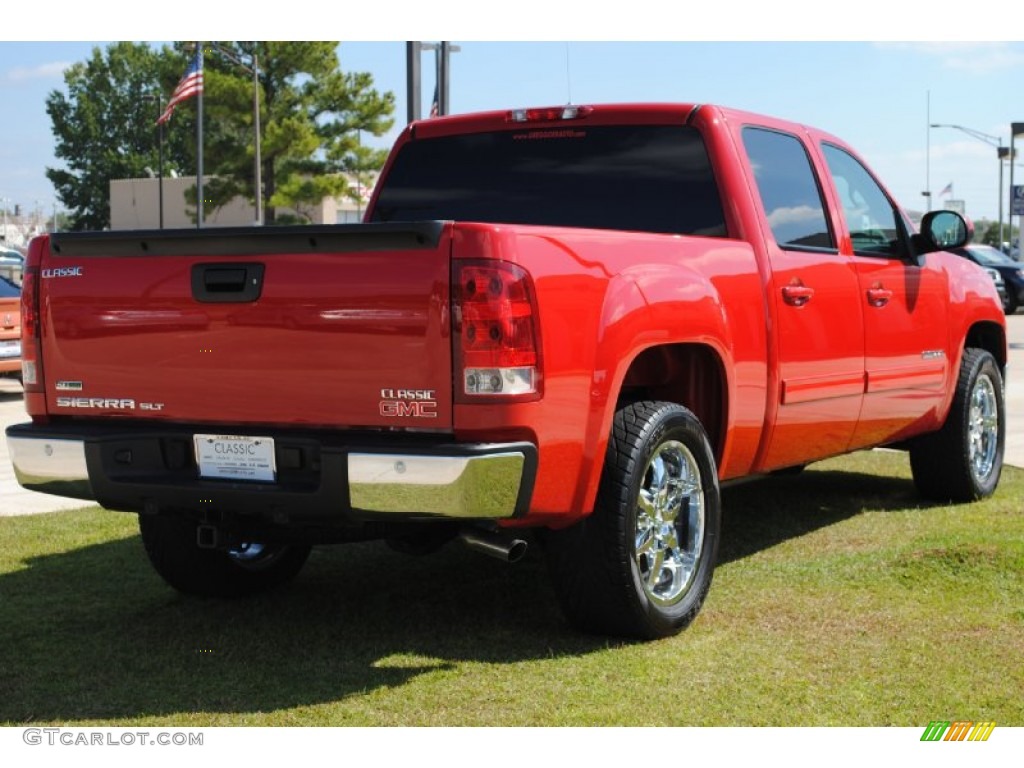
[742, 127, 834, 251]
[372, 124, 727, 237]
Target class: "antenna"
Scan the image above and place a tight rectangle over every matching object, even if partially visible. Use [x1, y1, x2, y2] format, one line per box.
[565, 42, 573, 105]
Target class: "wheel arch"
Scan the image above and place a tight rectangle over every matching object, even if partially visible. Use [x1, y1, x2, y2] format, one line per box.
[963, 320, 1007, 375]
[617, 343, 728, 462]
[575, 337, 732, 519]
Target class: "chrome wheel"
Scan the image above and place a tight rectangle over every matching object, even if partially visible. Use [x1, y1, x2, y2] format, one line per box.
[635, 439, 704, 607]
[968, 373, 999, 483]
[542, 401, 720, 639]
[909, 348, 1004, 502]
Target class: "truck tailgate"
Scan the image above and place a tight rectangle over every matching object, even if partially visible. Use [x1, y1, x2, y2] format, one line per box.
[41, 223, 453, 430]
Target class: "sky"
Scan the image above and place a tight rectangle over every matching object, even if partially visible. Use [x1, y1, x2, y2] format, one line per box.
[2, 4, 1024, 234]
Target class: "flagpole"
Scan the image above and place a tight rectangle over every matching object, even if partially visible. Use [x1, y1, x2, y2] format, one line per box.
[196, 42, 204, 229]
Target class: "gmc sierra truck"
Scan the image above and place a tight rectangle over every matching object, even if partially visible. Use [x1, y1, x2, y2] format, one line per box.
[6, 103, 1007, 639]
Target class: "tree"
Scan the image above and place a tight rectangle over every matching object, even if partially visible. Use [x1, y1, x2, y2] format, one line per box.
[973, 218, 1019, 249]
[197, 42, 394, 224]
[46, 41, 395, 229]
[45, 42, 189, 231]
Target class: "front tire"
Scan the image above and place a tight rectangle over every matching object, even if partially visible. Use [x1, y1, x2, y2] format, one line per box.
[139, 515, 312, 598]
[544, 401, 721, 639]
[910, 348, 1004, 502]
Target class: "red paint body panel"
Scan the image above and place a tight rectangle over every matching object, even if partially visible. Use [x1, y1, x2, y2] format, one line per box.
[21, 102, 1008, 530]
[35, 236, 453, 430]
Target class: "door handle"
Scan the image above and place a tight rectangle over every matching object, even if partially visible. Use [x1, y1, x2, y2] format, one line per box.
[782, 284, 815, 307]
[867, 286, 893, 307]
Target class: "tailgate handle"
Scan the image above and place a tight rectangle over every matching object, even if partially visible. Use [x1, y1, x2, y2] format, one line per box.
[192, 263, 265, 303]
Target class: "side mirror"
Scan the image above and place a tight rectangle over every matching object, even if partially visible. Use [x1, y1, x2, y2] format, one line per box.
[919, 210, 970, 251]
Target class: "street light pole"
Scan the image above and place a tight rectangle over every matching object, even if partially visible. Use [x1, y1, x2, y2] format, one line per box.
[931, 122, 1006, 244]
[924, 91, 931, 213]
[252, 52, 262, 226]
[420, 42, 460, 116]
[143, 92, 165, 228]
[1012, 122, 1024, 259]
[209, 42, 263, 225]
[406, 42, 422, 124]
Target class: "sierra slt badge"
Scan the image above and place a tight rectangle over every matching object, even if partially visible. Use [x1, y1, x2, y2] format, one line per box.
[379, 388, 438, 418]
[56, 397, 164, 411]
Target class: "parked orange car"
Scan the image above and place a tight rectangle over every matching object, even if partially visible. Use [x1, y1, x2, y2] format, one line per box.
[0, 274, 21, 381]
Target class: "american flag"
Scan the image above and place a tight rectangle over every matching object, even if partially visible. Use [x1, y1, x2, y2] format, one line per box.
[429, 84, 439, 118]
[157, 52, 204, 125]
[939, 182, 953, 197]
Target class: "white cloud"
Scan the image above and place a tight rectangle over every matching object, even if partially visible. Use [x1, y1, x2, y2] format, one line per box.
[6, 61, 70, 83]
[876, 41, 1024, 74]
[766, 205, 823, 228]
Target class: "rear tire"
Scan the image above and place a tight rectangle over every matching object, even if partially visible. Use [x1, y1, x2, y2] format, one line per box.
[139, 515, 311, 598]
[910, 348, 1004, 502]
[543, 401, 720, 640]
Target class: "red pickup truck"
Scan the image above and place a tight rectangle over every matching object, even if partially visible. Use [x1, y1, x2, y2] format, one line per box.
[7, 103, 1007, 639]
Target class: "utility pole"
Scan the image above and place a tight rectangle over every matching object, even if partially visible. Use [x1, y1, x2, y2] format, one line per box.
[196, 42, 204, 230]
[406, 42, 422, 124]
[1013, 122, 1024, 258]
[409, 41, 460, 120]
[924, 91, 932, 213]
[931, 123, 1008, 245]
[143, 92, 165, 229]
[208, 43, 263, 225]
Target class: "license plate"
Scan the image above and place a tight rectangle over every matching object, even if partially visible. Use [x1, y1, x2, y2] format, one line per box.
[194, 434, 276, 482]
[0, 339, 19, 359]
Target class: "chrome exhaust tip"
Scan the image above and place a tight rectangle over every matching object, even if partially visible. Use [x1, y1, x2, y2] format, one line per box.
[459, 527, 528, 564]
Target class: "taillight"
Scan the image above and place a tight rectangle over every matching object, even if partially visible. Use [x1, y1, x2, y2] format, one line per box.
[453, 260, 541, 401]
[20, 238, 44, 393]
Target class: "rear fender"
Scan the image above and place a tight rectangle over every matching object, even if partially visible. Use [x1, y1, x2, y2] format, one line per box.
[573, 266, 734, 516]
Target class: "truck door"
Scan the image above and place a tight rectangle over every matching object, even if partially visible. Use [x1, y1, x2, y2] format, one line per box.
[818, 143, 950, 449]
[741, 127, 866, 470]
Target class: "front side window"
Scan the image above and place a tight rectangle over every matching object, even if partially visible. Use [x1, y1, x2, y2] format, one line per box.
[822, 144, 903, 258]
[742, 127, 833, 251]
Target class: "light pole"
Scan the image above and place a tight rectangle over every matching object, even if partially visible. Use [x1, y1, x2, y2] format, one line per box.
[1012, 122, 1024, 258]
[924, 92, 931, 213]
[208, 43, 263, 225]
[931, 123, 1007, 245]
[143, 92, 165, 229]
[419, 42, 461, 116]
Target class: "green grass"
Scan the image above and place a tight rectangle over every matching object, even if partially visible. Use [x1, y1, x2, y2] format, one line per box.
[1, 449, 1022, 727]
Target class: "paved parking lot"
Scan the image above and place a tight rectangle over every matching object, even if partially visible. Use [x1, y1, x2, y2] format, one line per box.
[3, 314, 1024, 517]
[1, 378, 95, 515]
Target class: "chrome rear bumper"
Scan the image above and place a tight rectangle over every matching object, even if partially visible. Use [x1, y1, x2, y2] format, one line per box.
[5, 423, 535, 521]
[348, 451, 526, 518]
[7, 435, 94, 500]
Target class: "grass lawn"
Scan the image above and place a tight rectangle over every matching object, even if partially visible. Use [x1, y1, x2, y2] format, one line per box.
[1, 449, 1021, 727]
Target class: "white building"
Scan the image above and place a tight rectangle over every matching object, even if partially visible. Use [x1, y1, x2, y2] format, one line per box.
[109, 174, 375, 230]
